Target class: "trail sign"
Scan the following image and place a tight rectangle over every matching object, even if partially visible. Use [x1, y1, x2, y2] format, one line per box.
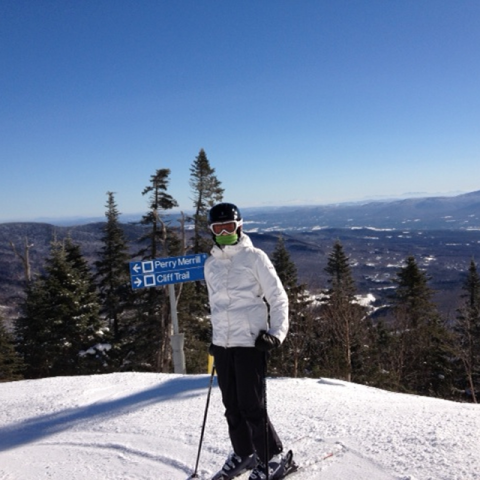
[129, 253, 208, 374]
[129, 253, 208, 289]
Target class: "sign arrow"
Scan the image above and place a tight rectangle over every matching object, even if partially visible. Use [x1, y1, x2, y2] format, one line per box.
[134, 277, 143, 287]
[132, 263, 142, 274]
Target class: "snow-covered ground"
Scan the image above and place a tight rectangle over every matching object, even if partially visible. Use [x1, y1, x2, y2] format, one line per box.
[1, 372, 479, 480]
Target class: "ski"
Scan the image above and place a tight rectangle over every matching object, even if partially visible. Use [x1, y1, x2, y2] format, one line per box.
[281, 443, 345, 478]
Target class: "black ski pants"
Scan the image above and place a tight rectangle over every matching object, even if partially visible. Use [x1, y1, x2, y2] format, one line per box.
[211, 345, 283, 462]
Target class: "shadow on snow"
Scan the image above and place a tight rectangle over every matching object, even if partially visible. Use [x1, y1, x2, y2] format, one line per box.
[0, 374, 216, 452]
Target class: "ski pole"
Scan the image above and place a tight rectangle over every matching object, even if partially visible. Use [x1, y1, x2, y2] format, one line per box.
[191, 364, 216, 478]
[263, 352, 269, 480]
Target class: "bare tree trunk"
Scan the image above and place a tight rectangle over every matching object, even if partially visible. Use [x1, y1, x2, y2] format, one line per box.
[175, 212, 187, 305]
[343, 311, 352, 382]
[10, 237, 32, 283]
[461, 355, 478, 403]
[466, 369, 477, 404]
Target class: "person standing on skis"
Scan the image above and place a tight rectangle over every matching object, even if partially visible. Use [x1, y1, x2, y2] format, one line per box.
[204, 202, 291, 480]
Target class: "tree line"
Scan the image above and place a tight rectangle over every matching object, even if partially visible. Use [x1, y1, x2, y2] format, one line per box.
[1, 149, 479, 403]
[270, 237, 480, 402]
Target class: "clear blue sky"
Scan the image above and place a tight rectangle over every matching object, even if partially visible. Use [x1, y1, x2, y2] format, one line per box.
[1, 0, 479, 222]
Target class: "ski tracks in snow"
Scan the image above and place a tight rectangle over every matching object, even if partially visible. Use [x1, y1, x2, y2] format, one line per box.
[37, 436, 196, 479]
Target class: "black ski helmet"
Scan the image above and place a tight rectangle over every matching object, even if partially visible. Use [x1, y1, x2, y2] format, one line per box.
[208, 202, 242, 224]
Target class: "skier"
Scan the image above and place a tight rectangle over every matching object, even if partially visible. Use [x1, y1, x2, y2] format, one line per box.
[204, 203, 294, 480]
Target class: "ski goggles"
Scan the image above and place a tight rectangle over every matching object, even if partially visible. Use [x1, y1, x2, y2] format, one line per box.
[209, 220, 242, 235]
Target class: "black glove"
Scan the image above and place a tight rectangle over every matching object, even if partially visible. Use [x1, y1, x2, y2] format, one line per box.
[208, 343, 215, 356]
[255, 331, 280, 352]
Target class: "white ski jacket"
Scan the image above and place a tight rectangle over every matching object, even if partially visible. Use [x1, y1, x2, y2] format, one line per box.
[204, 234, 289, 348]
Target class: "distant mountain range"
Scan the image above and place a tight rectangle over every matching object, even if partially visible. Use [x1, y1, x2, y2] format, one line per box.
[1, 190, 480, 322]
[11, 190, 480, 230]
[240, 190, 480, 232]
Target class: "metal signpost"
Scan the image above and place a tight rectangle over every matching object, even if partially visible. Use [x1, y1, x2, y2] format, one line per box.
[129, 253, 208, 374]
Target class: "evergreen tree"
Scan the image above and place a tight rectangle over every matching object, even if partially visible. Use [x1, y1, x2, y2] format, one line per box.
[390, 255, 452, 396]
[95, 192, 132, 342]
[15, 279, 50, 378]
[0, 314, 24, 381]
[15, 240, 107, 378]
[272, 235, 298, 293]
[319, 240, 370, 382]
[179, 150, 224, 372]
[325, 241, 357, 298]
[270, 235, 312, 377]
[176, 280, 212, 373]
[454, 259, 480, 402]
[368, 318, 398, 391]
[189, 149, 224, 254]
[132, 168, 179, 373]
[138, 168, 178, 259]
[64, 237, 96, 284]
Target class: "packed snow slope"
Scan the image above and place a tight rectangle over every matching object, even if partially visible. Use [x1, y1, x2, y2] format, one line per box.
[0, 372, 479, 480]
